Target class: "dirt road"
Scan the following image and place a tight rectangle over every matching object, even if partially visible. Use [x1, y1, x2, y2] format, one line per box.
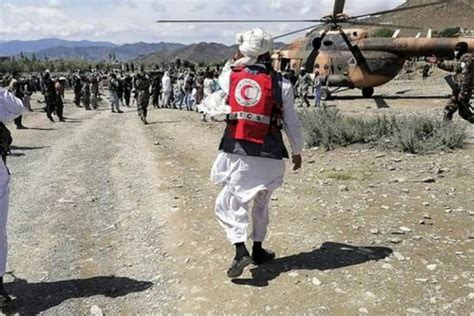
[3, 83, 473, 314]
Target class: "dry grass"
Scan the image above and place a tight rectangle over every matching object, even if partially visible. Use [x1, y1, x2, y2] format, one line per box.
[300, 107, 467, 154]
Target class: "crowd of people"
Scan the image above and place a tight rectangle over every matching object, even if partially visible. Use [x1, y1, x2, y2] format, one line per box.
[0, 67, 225, 126]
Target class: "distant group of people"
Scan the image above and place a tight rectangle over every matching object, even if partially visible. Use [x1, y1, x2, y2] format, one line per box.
[105, 69, 221, 124]
[283, 67, 323, 108]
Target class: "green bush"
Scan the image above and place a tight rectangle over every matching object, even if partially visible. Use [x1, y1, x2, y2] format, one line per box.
[371, 28, 394, 38]
[300, 107, 467, 154]
[436, 27, 461, 38]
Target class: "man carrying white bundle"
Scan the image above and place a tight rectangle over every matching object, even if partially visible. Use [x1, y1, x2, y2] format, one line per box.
[209, 28, 304, 278]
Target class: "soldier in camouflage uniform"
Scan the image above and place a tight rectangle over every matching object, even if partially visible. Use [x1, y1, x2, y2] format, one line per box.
[136, 73, 150, 124]
[81, 77, 91, 111]
[432, 42, 474, 123]
[72, 74, 82, 108]
[90, 76, 99, 110]
[295, 67, 312, 107]
[41, 72, 58, 123]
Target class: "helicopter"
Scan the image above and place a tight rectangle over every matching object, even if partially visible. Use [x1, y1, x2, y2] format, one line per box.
[157, 0, 474, 99]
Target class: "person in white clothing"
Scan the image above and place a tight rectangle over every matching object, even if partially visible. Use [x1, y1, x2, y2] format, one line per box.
[210, 28, 304, 278]
[161, 71, 172, 108]
[0, 87, 27, 305]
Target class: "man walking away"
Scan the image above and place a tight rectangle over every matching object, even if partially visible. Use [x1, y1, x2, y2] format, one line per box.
[0, 87, 27, 305]
[184, 73, 195, 111]
[90, 76, 99, 110]
[123, 75, 133, 108]
[296, 67, 312, 107]
[81, 77, 92, 111]
[211, 28, 303, 278]
[109, 74, 122, 113]
[23, 77, 34, 112]
[314, 71, 322, 107]
[8, 71, 27, 129]
[54, 78, 66, 121]
[136, 72, 151, 124]
[151, 73, 162, 109]
[42, 72, 58, 122]
[161, 71, 172, 108]
[73, 74, 82, 108]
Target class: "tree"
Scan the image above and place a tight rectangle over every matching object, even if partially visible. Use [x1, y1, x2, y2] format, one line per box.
[437, 27, 461, 38]
[371, 28, 394, 38]
[32, 53, 37, 62]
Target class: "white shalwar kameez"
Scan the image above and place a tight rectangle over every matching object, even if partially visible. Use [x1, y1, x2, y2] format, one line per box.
[0, 88, 27, 276]
[211, 65, 303, 245]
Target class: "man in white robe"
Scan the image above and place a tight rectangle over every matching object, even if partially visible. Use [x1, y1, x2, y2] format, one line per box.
[210, 28, 304, 278]
[0, 87, 27, 304]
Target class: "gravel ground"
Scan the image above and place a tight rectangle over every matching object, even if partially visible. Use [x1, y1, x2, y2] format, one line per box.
[3, 95, 175, 314]
[1, 76, 473, 315]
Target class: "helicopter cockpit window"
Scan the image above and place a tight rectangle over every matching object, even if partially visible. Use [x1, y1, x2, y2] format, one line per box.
[323, 40, 334, 47]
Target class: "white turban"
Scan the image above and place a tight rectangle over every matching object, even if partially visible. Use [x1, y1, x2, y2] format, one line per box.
[235, 28, 273, 67]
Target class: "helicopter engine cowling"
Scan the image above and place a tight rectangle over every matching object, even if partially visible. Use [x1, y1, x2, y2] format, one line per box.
[357, 38, 474, 59]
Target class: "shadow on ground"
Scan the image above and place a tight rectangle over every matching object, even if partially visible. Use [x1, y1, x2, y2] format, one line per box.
[2, 275, 153, 315]
[374, 97, 390, 109]
[334, 95, 447, 101]
[10, 146, 48, 151]
[147, 120, 182, 125]
[22, 127, 57, 131]
[232, 242, 393, 287]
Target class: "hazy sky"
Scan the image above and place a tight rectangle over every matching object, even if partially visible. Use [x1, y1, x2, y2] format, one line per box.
[1, 0, 406, 44]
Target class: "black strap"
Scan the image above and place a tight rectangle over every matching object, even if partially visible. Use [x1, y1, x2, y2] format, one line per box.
[271, 72, 283, 130]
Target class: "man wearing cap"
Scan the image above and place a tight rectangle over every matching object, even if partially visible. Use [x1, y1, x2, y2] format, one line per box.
[429, 42, 474, 123]
[296, 67, 312, 107]
[211, 28, 303, 278]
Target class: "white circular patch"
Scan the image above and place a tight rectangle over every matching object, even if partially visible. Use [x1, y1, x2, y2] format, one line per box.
[235, 79, 262, 107]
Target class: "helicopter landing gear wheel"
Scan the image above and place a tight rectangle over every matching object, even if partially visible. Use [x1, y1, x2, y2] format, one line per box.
[321, 88, 331, 101]
[362, 87, 374, 98]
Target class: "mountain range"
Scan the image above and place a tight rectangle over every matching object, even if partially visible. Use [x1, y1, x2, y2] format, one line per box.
[0, 38, 185, 62]
[0, 38, 117, 56]
[1, 0, 473, 64]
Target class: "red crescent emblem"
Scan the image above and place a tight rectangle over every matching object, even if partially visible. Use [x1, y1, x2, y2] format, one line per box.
[240, 84, 253, 101]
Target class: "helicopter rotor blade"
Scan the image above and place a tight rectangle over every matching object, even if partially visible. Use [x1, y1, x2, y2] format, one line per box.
[333, 0, 346, 17]
[338, 29, 372, 74]
[273, 24, 323, 40]
[347, 21, 421, 30]
[348, 1, 447, 20]
[156, 19, 323, 23]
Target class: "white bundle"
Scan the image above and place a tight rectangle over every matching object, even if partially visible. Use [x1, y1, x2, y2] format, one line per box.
[197, 90, 230, 121]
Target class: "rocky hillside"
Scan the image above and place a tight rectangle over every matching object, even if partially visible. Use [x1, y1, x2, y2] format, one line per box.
[136, 42, 235, 65]
[137, 42, 287, 65]
[374, 0, 474, 35]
